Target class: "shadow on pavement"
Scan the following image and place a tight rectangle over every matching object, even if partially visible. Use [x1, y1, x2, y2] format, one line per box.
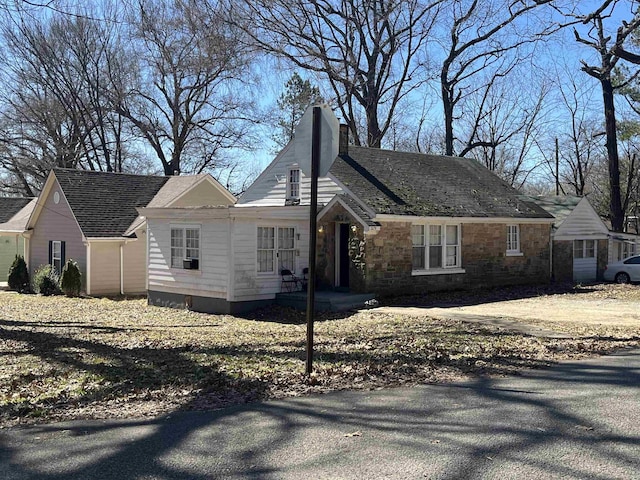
[1, 350, 639, 479]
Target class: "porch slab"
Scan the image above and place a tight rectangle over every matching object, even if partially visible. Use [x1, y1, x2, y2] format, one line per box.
[275, 290, 376, 312]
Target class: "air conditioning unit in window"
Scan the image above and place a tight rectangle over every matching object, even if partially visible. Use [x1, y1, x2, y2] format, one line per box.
[183, 258, 199, 270]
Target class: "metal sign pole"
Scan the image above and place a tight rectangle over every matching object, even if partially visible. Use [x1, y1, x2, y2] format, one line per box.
[306, 106, 321, 375]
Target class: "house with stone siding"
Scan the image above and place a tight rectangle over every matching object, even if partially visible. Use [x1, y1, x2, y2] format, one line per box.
[141, 106, 555, 314]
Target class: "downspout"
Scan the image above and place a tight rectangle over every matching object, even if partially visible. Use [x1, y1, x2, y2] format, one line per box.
[120, 243, 124, 296]
[227, 217, 235, 303]
[549, 227, 554, 282]
[86, 242, 91, 295]
[21, 232, 31, 274]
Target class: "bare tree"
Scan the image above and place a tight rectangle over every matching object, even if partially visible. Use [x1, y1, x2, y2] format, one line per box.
[114, 0, 254, 176]
[232, 0, 440, 148]
[461, 73, 549, 188]
[556, 75, 604, 196]
[572, 0, 640, 231]
[438, 0, 558, 157]
[0, 4, 132, 194]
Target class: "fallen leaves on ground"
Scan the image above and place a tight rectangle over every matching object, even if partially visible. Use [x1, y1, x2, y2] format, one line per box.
[0, 283, 638, 427]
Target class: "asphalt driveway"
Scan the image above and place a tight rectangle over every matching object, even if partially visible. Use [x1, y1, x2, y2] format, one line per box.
[1, 349, 639, 479]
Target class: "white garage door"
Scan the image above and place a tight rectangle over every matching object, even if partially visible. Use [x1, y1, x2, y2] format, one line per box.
[573, 239, 597, 283]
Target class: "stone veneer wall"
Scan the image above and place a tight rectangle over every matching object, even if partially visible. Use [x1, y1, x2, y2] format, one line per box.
[362, 222, 552, 296]
[316, 202, 365, 290]
[552, 240, 573, 283]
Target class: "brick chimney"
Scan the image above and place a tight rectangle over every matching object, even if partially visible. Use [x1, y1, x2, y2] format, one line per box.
[339, 124, 349, 155]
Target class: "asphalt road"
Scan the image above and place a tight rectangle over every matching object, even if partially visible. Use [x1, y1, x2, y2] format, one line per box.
[1, 349, 639, 480]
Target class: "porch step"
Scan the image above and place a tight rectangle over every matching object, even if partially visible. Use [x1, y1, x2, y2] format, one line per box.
[275, 290, 376, 312]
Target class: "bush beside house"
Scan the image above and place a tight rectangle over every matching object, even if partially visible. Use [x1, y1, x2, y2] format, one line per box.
[60, 259, 82, 297]
[7, 255, 30, 293]
[32, 264, 60, 296]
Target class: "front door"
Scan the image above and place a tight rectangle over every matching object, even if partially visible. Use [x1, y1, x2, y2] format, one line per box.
[337, 223, 350, 290]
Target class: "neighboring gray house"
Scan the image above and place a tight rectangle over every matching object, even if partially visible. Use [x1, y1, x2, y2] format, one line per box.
[0, 197, 36, 280]
[25, 168, 236, 296]
[142, 106, 556, 314]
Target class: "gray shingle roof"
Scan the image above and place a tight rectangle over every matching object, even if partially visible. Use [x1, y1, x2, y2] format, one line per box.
[53, 169, 169, 237]
[329, 147, 553, 219]
[523, 195, 582, 228]
[0, 197, 32, 223]
[338, 194, 380, 227]
[0, 198, 36, 232]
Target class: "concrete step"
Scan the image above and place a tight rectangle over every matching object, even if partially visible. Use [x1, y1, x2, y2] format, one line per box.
[275, 291, 376, 312]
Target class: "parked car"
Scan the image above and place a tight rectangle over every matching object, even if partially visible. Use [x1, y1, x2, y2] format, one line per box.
[603, 255, 640, 284]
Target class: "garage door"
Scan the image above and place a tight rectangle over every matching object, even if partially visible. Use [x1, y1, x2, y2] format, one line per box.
[573, 239, 597, 283]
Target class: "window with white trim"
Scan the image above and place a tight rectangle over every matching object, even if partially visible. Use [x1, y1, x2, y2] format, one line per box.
[506, 225, 520, 254]
[287, 168, 300, 200]
[573, 239, 595, 259]
[278, 227, 296, 272]
[170, 226, 200, 269]
[257, 227, 275, 273]
[257, 226, 297, 273]
[52, 241, 62, 274]
[412, 224, 461, 271]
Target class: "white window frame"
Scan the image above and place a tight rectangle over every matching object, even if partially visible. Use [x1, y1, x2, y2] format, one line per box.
[170, 224, 201, 269]
[257, 225, 297, 275]
[287, 168, 300, 200]
[411, 223, 463, 275]
[506, 225, 522, 256]
[257, 226, 275, 274]
[52, 240, 62, 274]
[574, 239, 596, 259]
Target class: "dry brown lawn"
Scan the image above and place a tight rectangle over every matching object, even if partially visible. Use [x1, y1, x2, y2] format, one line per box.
[1, 283, 639, 427]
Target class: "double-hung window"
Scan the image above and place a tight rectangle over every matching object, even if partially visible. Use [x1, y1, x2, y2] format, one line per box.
[287, 169, 300, 200]
[412, 224, 460, 271]
[171, 226, 200, 269]
[573, 239, 595, 259]
[506, 225, 520, 255]
[50, 240, 64, 274]
[257, 227, 275, 273]
[257, 226, 296, 274]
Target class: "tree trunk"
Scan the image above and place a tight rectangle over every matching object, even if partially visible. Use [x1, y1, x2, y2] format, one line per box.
[602, 77, 624, 232]
[366, 105, 382, 149]
[441, 67, 454, 156]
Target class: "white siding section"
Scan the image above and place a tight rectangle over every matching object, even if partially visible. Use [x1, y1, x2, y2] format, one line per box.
[574, 257, 597, 283]
[555, 198, 609, 239]
[147, 218, 229, 298]
[89, 242, 121, 295]
[123, 230, 147, 294]
[238, 142, 343, 207]
[232, 218, 310, 302]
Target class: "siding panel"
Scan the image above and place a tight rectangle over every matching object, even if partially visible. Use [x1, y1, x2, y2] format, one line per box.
[29, 181, 87, 285]
[147, 218, 230, 297]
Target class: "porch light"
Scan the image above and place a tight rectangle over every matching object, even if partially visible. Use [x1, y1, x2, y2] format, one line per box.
[351, 225, 357, 232]
[318, 225, 324, 233]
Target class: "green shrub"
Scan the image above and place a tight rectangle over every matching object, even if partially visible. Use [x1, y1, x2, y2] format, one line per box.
[60, 259, 82, 297]
[32, 264, 60, 296]
[7, 255, 30, 293]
